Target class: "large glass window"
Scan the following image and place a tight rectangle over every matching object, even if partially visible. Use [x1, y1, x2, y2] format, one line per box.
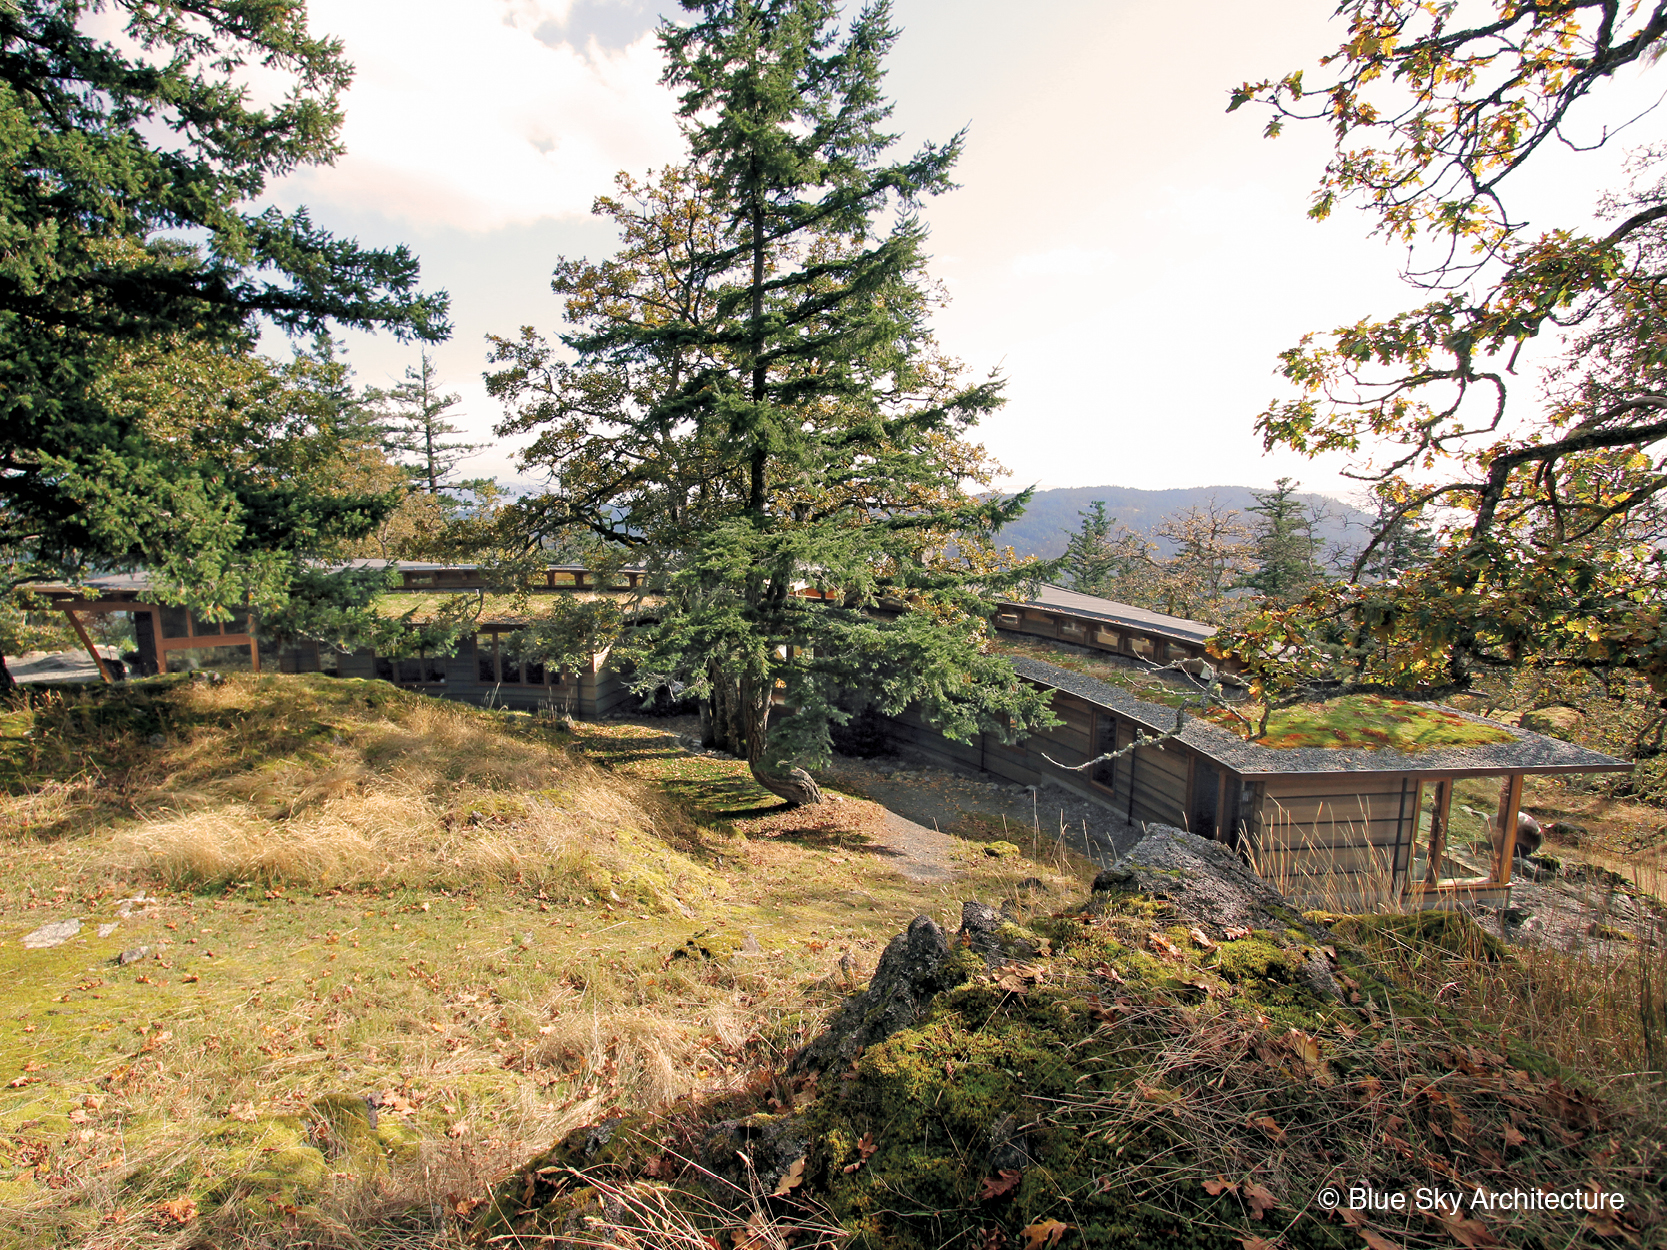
[478, 634, 496, 683]
[190, 611, 222, 637]
[159, 605, 190, 639]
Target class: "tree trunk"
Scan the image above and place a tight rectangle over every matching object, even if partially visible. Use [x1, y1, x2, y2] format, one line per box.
[0, 651, 14, 694]
[698, 696, 717, 749]
[741, 674, 822, 806]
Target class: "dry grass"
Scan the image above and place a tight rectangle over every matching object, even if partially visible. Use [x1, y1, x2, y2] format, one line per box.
[0, 674, 1062, 1249]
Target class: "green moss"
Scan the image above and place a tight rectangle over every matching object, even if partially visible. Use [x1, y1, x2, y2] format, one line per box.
[983, 840, 1020, 858]
[670, 929, 744, 961]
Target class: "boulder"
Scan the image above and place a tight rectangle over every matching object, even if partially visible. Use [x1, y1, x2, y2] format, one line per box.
[788, 914, 952, 1075]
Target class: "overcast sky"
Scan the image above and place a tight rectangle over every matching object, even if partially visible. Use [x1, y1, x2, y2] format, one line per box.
[266, 0, 1662, 504]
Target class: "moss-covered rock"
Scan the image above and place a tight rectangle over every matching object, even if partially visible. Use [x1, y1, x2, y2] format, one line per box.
[474, 827, 1655, 1250]
[983, 840, 1020, 858]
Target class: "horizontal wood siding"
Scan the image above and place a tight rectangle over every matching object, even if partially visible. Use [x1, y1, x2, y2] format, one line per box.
[1250, 774, 1416, 904]
[1129, 741, 1187, 827]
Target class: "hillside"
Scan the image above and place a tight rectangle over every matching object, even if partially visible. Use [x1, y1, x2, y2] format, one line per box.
[0, 675, 1662, 1249]
[0, 674, 1069, 1247]
[995, 484, 1372, 562]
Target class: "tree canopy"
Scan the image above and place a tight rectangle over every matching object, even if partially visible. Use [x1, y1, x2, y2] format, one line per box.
[1224, 0, 1667, 702]
[488, 0, 1052, 804]
[0, 0, 449, 682]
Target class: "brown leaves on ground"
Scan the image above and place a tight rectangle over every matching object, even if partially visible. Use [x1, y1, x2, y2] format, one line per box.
[1201, 1176, 1277, 1219]
[154, 1198, 197, 1225]
[994, 964, 1045, 994]
[1019, 1218, 1073, 1249]
[770, 1156, 805, 1197]
[1148, 932, 1182, 958]
[977, 1168, 1023, 1201]
[840, 1131, 877, 1174]
[1433, 1210, 1502, 1248]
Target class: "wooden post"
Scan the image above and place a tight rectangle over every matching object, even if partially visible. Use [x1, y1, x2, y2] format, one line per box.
[61, 609, 111, 684]
[1422, 778, 1452, 887]
[1493, 773, 1525, 884]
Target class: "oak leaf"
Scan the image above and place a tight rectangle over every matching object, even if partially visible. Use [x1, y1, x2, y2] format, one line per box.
[1020, 1218, 1073, 1249]
[770, 1156, 805, 1197]
[1244, 1181, 1277, 1220]
[978, 1169, 1023, 1201]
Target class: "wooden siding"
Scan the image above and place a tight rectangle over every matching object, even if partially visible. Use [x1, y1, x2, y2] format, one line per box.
[1129, 739, 1188, 828]
[1250, 773, 1418, 905]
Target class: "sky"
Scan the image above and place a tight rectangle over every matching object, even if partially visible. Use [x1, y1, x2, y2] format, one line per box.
[262, 0, 1665, 504]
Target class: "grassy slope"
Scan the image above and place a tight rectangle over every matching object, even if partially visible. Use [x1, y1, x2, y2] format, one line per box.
[0, 675, 1074, 1247]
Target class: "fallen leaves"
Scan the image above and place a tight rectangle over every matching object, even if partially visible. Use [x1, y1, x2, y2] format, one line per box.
[1434, 1211, 1501, 1248]
[840, 1132, 877, 1174]
[1248, 1114, 1287, 1143]
[977, 1168, 1023, 1201]
[770, 1156, 805, 1197]
[1148, 932, 1182, 958]
[1202, 1176, 1277, 1219]
[154, 1197, 198, 1225]
[994, 964, 1045, 994]
[1019, 1218, 1073, 1249]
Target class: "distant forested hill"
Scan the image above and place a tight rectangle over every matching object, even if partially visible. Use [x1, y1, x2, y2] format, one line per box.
[994, 484, 1373, 561]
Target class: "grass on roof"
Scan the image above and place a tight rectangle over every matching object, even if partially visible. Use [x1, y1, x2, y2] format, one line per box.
[1206, 696, 1518, 752]
[992, 636, 1517, 752]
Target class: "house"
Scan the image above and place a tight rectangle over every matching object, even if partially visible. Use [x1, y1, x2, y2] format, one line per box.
[26, 568, 1629, 908]
[881, 584, 1630, 909]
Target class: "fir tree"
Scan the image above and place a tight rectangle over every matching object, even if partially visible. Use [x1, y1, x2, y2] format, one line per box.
[489, 1, 1051, 804]
[374, 353, 481, 496]
[1239, 478, 1324, 605]
[0, 1, 446, 686]
[1063, 502, 1116, 596]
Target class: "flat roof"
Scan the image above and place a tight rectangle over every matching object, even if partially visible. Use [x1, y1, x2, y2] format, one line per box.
[1011, 654, 1631, 779]
[1005, 584, 1217, 645]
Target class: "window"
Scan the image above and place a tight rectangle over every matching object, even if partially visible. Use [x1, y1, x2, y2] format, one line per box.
[166, 644, 252, 673]
[478, 634, 497, 683]
[190, 611, 222, 637]
[225, 608, 249, 635]
[159, 605, 190, 639]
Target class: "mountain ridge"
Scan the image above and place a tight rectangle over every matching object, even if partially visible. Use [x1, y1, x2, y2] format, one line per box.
[993, 482, 1373, 561]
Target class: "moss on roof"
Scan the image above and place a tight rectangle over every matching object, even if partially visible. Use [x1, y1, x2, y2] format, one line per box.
[371, 591, 653, 626]
[1211, 695, 1517, 752]
[994, 637, 1516, 753]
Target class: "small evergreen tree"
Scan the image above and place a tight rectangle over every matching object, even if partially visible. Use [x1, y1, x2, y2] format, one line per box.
[1239, 478, 1325, 605]
[374, 353, 481, 495]
[1063, 502, 1116, 596]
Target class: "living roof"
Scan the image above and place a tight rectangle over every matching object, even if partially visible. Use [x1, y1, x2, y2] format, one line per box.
[372, 591, 658, 627]
[1004, 651, 1631, 779]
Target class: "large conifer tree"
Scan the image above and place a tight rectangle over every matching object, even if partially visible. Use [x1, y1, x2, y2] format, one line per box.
[0, 1, 448, 685]
[490, 0, 1051, 804]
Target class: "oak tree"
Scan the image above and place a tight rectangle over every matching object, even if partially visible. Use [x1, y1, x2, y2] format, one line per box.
[1225, 1, 1667, 700]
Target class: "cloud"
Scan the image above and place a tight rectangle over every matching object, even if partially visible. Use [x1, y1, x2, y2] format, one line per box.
[272, 0, 685, 231]
[1009, 246, 1117, 279]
